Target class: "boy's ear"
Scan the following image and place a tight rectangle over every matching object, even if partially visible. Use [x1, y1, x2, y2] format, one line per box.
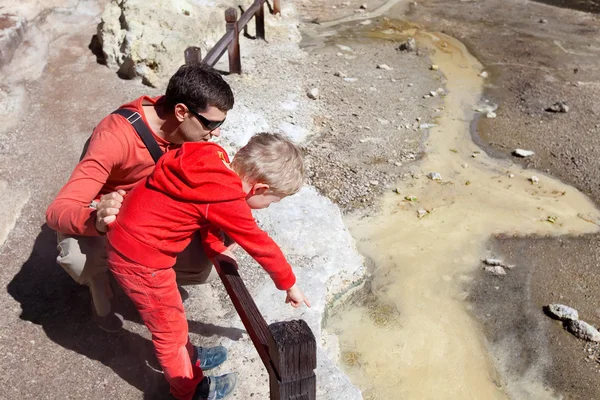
[252, 183, 270, 195]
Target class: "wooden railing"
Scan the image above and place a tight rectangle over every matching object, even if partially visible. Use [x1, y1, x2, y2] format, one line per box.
[218, 261, 317, 400]
[185, 0, 281, 74]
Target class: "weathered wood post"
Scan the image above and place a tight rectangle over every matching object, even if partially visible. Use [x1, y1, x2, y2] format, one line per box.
[256, 1, 265, 41]
[225, 8, 241, 74]
[273, 0, 281, 15]
[184, 46, 202, 64]
[268, 320, 317, 400]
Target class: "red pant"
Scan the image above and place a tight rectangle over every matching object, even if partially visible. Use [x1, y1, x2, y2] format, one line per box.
[107, 244, 203, 400]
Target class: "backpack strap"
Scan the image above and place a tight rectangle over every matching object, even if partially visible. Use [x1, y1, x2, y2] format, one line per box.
[111, 108, 164, 163]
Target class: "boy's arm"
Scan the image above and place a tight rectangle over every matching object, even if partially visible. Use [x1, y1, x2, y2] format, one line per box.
[202, 200, 296, 291]
[46, 130, 125, 236]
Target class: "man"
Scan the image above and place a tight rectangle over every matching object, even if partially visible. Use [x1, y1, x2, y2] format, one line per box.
[46, 63, 234, 336]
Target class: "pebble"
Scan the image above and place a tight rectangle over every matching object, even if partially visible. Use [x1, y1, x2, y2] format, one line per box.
[336, 44, 354, 52]
[462, 163, 469, 169]
[548, 304, 579, 321]
[513, 149, 535, 158]
[539, 18, 548, 24]
[398, 37, 417, 52]
[479, 71, 489, 78]
[377, 64, 393, 71]
[307, 88, 319, 100]
[360, 3, 367, 9]
[430, 65, 439, 71]
[530, 176, 539, 184]
[545, 101, 569, 113]
[486, 112, 497, 119]
[334, 71, 347, 78]
[508, 173, 515, 178]
[360, 20, 372, 25]
[484, 266, 506, 276]
[370, 180, 379, 186]
[343, 77, 358, 83]
[417, 208, 429, 219]
[420, 123, 437, 130]
[427, 172, 442, 180]
[567, 320, 600, 342]
[484, 258, 503, 266]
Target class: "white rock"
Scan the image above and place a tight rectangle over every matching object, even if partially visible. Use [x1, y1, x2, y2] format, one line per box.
[343, 77, 358, 83]
[530, 176, 539, 184]
[508, 173, 515, 178]
[98, 0, 233, 87]
[419, 123, 437, 130]
[377, 64, 393, 71]
[336, 44, 354, 52]
[479, 71, 488, 78]
[417, 208, 429, 219]
[370, 180, 379, 186]
[484, 266, 506, 276]
[307, 88, 319, 100]
[430, 64, 439, 71]
[359, 3, 368, 9]
[484, 258, 503, 266]
[462, 163, 469, 169]
[567, 320, 600, 342]
[427, 172, 442, 181]
[513, 149, 535, 157]
[398, 37, 417, 52]
[360, 20, 372, 25]
[548, 304, 579, 321]
[486, 111, 497, 119]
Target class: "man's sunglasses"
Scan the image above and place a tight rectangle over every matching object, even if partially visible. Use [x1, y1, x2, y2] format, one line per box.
[186, 106, 226, 132]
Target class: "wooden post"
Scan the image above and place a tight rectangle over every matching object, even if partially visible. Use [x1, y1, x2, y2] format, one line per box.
[225, 8, 241, 74]
[268, 320, 317, 400]
[256, 1, 265, 41]
[184, 46, 202, 64]
[273, 0, 281, 15]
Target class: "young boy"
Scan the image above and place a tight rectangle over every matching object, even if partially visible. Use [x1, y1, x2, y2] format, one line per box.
[106, 132, 310, 400]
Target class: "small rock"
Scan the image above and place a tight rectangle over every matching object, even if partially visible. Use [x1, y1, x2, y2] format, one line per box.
[539, 18, 548, 24]
[359, 3, 367, 9]
[334, 71, 347, 78]
[370, 180, 379, 186]
[427, 172, 442, 180]
[513, 149, 535, 158]
[567, 320, 600, 342]
[545, 101, 569, 113]
[393, 187, 401, 194]
[548, 304, 579, 321]
[530, 176, 539, 184]
[486, 111, 497, 119]
[479, 71, 489, 78]
[360, 20, 372, 25]
[394, 161, 402, 167]
[404, 195, 418, 202]
[307, 88, 319, 100]
[336, 44, 354, 52]
[462, 163, 469, 169]
[420, 123, 438, 130]
[417, 208, 429, 219]
[377, 64, 393, 71]
[508, 173, 515, 178]
[484, 266, 506, 276]
[398, 37, 417, 52]
[484, 258, 503, 266]
[505, 264, 516, 270]
[343, 77, 358, 82]
[430, 64, 439, 71]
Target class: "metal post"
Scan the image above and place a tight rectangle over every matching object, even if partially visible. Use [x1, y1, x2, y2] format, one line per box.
[225, 8, 241, 74]
[256, 1, 265, 41]
[184, 46, 202, 64]
[273, 0, 281, 15]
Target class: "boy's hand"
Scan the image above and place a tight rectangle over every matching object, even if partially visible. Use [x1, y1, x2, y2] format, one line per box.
[95, 189, 126, 233]
[285, 284, 311, 308]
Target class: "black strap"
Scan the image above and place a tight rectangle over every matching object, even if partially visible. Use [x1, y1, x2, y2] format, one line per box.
[111, 108, 163, 163]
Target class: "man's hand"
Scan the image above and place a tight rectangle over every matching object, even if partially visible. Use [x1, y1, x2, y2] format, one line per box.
[285, 284, 311, 308]
[94, 189, 126, 233]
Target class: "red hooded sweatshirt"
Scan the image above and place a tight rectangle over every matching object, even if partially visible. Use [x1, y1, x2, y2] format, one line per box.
[107, 142, 296, 291]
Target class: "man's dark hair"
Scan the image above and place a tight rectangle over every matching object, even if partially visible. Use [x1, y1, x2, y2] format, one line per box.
[164, 63, 234, 113]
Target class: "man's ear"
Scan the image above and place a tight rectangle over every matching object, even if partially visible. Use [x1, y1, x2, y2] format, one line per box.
[174, 103, 188, 122]
[252, 183, 270, 195]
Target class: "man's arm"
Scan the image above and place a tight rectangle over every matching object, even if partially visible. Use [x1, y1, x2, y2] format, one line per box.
[46, 130, 125, 236]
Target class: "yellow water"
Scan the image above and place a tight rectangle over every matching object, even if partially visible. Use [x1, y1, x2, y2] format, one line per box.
[326, 30, 600, 399]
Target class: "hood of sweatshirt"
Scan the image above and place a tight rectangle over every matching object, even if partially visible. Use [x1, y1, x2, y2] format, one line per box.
[147, 142, 246, 203]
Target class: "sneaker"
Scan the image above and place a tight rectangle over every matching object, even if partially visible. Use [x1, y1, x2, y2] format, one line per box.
[194, 345, 228, 370]
[193, 373, 237, 400]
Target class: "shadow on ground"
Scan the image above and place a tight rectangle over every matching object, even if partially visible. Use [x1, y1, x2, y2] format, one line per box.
[7, 224, 244, 399]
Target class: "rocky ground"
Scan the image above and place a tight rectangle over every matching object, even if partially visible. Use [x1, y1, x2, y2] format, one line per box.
[2, 0, 600, 399]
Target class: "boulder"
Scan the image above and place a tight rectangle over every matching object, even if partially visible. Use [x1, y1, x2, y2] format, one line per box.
[97, 0, 252, 87]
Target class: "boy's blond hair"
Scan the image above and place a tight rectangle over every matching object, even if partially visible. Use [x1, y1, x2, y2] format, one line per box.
[231, 132, 305, 196]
